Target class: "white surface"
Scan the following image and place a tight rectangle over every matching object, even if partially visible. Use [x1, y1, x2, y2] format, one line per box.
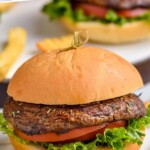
[0, 0, 150, 149]
[0, 0, 31, 3]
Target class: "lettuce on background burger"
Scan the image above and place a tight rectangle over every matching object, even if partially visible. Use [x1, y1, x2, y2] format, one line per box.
[42, 0, 150, 44]
[0, 45, 150, 150]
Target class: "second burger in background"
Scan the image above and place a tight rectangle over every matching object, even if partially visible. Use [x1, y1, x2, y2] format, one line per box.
[42, 0, 150, 44]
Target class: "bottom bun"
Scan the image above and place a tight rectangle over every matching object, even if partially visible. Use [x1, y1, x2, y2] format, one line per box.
[61, 17, 150, 44]
[9, 136, 140, 150]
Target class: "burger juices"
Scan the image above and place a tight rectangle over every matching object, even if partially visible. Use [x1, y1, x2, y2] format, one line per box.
[42, 0, 150, 43]
[0, 46, 150, 150]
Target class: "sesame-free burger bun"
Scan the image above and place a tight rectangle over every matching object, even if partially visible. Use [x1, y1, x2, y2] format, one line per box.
[7, 46, 143, 105]
[61, 17, 150, 44]
[9, 136, 140, 150]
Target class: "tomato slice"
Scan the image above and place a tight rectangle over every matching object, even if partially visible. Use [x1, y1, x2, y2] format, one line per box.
[15, 120, 126, 143]
[117, 8, 149, 18]
[73, 3, 108, 18]
[73, 3, 149, 19]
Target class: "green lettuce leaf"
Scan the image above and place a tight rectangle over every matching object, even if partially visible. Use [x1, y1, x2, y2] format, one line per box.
[0, 113, 27, 144]
[0, 105, 150, 150]
[42, 0, 150, 25]
[42, 0, 72, 20]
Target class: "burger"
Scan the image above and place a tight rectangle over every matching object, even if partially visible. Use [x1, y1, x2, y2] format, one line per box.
[42, 0, 150, 44]
[0, 46, 150, 150]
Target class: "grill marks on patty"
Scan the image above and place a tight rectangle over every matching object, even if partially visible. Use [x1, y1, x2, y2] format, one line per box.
[3, 94, 146, 135]
[72, 0, 150, 9]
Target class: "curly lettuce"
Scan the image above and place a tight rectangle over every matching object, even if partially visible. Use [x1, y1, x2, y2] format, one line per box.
[0, 105, 150, 150]
[42, 0, 150, 25]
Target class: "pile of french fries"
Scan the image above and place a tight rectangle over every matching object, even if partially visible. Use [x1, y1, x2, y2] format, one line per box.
[0, 28, 27, 81]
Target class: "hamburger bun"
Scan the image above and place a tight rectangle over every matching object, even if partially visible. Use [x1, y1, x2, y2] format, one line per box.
[61, 17, 150, 44]
[9, 136, 140, 150]
[7, 46, 143, 105]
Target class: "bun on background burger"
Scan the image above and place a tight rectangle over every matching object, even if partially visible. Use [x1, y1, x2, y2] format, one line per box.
[0, 46, 150, 150]
[42, 0, 150, 44]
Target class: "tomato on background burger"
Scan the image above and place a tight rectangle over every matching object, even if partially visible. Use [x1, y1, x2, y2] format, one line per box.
[42, 0, 150, 44]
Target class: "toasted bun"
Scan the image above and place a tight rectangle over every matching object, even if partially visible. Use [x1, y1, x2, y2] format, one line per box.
[61, 17, 150, 44]
[9, 136, 140, 150]
[0, 3, 15, 12]
[7, 46, 143, 105]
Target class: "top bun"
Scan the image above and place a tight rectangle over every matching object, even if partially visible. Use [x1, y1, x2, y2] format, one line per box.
[7, 46, 143, 105]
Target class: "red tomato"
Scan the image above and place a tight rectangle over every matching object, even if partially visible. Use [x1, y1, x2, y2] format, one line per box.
[15, 120, 126, 143]
[73, 3, 149, 18]
[117, 8, 149, 18]
[73, 3, 108, 18]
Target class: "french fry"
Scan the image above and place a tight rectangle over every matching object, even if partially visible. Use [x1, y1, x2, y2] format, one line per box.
[37, 35, 73, 52]
[0, 3, 15, 12]
[0, 28, 27, 81]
